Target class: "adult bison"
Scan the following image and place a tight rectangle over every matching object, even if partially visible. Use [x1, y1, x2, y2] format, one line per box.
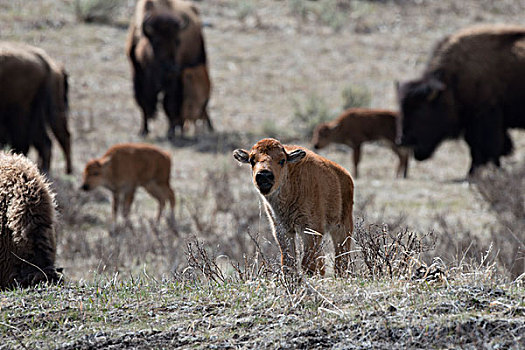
[397, 25, 525, 175]
[0, 42, 72, 174]
[0, 152, 61, 289]
[126, 0, 209, 139]
[234, 138, 354, 278]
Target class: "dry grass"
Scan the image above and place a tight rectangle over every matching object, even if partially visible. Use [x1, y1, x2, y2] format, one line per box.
[1, 0, 525, 347]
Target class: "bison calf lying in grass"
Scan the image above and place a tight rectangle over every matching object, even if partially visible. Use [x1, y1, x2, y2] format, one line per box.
[0, 152, 61, 289]
[80, 143, 176, 230]
[312, 108, 409, 178]
[234, 138, 354, 278]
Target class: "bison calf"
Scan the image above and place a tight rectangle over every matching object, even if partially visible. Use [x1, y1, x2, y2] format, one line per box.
[81, 143, 176, 230]
[181, 64, 213, 134]
[312, 108, 409, 178]
[234, 138, 354, 277]
[0, 152, 60, 289]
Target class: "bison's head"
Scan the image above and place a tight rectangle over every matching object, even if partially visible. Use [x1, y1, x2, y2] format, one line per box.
[311, 123, 334, 150]
[142, 1, 189, 75]
[233, 138, 306, 196]
[396, 75, 459, 161]
[80, 159, 108, 191]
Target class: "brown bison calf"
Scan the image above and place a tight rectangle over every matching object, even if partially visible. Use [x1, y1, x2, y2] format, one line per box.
[80, 143, 176, 229]
[0, 152, 60, 289]
[312, 108, 409, 178]
[234, 138, 354, 277]
[181, 64, 213, 134]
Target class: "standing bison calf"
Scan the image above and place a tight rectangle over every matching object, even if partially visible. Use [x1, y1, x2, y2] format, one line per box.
[234, 138, 354, 277]
[80, 143, 176, 230]
[312, 108, 409, 178]
[0, 152, 60, 289]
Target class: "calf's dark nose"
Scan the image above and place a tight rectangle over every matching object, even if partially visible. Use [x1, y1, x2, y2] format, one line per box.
[80, 183, 90, 191]
[256, 170, 274, 185]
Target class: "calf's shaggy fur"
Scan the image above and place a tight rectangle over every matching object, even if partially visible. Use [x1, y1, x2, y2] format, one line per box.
[234, 138, 354, 277]
[81, 143, 176, 229]
[0, 152, 60, 289]
[312, 108, 409, 178]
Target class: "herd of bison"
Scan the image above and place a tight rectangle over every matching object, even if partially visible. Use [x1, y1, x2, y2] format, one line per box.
[1, 0, 524, 288]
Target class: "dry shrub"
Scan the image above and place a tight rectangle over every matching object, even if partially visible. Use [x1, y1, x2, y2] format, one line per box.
[292, 94, 335, 137]
[176, 164, 281, 280]
[350, 219, 436, 279]
[475, 162, 525, 278]
[73, 0, 124, 24]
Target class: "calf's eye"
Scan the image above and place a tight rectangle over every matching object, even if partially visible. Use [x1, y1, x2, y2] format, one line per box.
[279, 159, 285, 166]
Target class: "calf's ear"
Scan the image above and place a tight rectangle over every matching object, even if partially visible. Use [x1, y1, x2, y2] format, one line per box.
[233, 149, 250, 164]
[287, 149, 306, 163]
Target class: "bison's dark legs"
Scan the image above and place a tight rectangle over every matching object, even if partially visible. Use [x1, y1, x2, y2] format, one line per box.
[28, 111, 52, 174]
[133, 71, 158, 137]
[32, 133, 52, 174]
[163, 78, 184, 140]
[48, 115, 72, 174]
[465, 108, 506, 175]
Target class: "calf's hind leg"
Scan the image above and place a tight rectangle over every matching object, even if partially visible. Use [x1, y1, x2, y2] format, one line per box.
[144, 182, 176, 225]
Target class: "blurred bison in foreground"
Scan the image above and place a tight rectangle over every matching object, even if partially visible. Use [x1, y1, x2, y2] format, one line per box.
[0, 152, 61, 289]
[80, 143, 176, 231]
[233, 138, 354, 278]
[126, 0, 210, 139]
[0, 41, 72, 174]
[397, 25, 525, 175]
[312, 108, 409, 178]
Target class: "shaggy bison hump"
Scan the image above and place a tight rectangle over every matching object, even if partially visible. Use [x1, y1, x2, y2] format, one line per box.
[0, 152, 60, 289]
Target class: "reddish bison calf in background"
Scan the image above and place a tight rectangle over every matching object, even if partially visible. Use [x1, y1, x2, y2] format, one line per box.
[0, 41, 72, 174]
[0, 152, 61, 289]
[312, 108, 409, 178]
[181, 64, 213, 134]
[234, 138, 354, 278]
[81, 143, 176, 230]
[397, 25, 525, 176]
[126, 0, 210, 139]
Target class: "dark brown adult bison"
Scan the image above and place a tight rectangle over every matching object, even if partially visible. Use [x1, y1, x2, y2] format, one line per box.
[0, 41, 72, 174]
[0, 152, 61, 289]
[126, 0, 209, 139]
[397, 25, 525, 175]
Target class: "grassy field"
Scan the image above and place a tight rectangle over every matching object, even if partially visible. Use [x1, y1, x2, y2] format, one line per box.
[1, 0, 525, 348]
